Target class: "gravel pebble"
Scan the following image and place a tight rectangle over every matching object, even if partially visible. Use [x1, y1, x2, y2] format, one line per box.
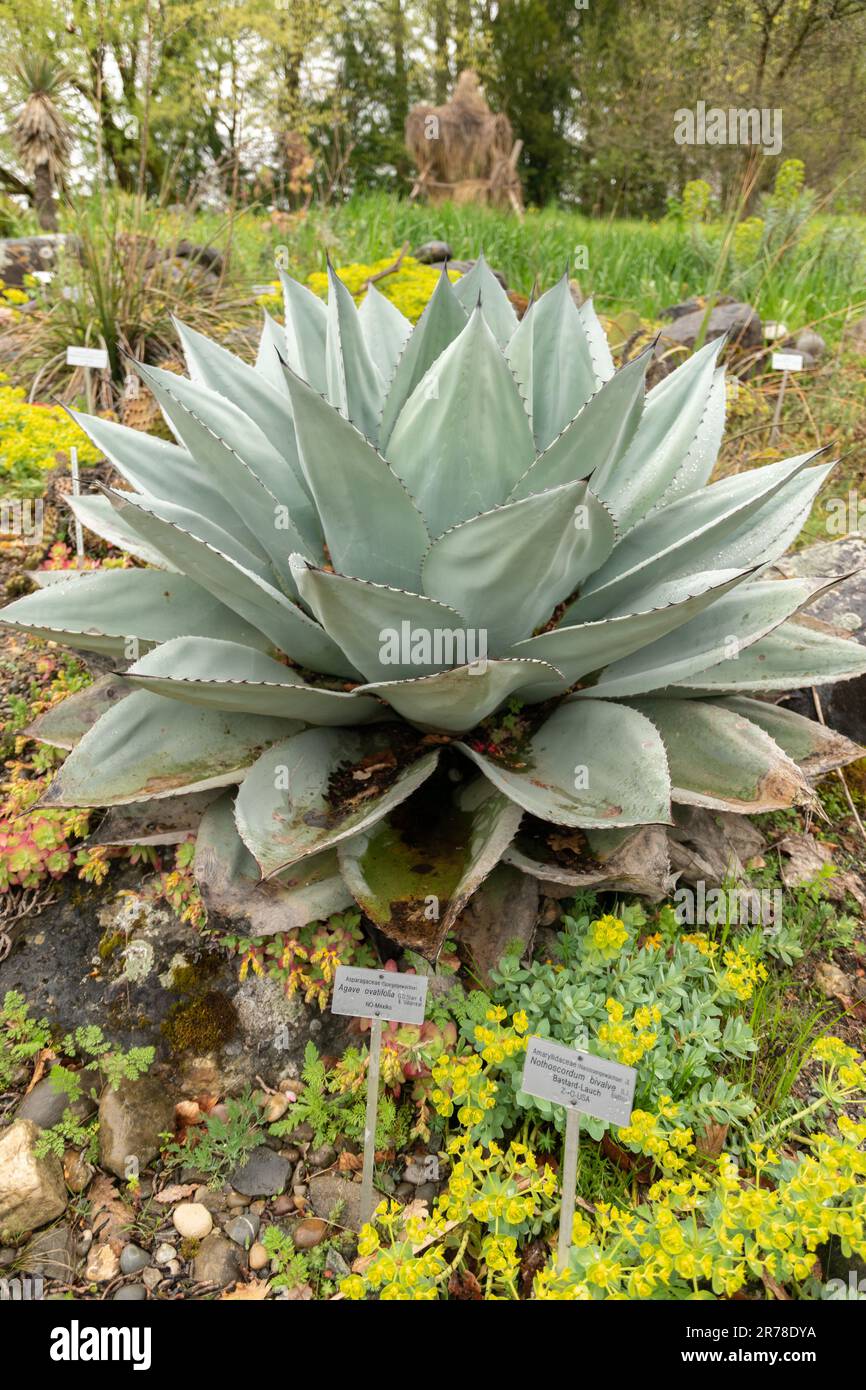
[248, 1242, 269, 1271]
[120, 1244, 150, 1275]
[172, 1203, 213, 1240]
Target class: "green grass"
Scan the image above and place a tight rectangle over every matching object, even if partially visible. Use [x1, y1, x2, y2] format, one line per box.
[185, 192, 866, 339]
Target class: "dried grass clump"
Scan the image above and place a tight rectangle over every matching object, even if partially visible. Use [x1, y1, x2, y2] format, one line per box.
[406, 71, 523, 216]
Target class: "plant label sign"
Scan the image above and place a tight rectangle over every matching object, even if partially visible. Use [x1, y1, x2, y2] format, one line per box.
[331, 966, 428, 1025]
[521, 1037, 636, 1127]
[331, 967, 428, 1224]
[771, 351, 804, 372]
[66, 345, 109, 370]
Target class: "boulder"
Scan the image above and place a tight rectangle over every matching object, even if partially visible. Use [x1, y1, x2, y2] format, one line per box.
[775, 538, 866, 743]
[0, 873, 354, 1095]
[98, 1075, 175, 1179]
[0, 234, 71, 289]
[657, 299, 762, 356]
[792, 328, 826, 365]
[0, 1120, 67, 1236]
[412, 240, 453, 264]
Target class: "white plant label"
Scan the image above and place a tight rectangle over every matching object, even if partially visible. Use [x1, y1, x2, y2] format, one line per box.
[331, 965, 428, 1025]
[66, 346, 109, 369]
[521, 1037, 636, 1126]
[771, 351, 803, 372]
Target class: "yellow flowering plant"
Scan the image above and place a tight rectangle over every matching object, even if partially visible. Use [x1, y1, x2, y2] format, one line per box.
[342, 1138, 560, 1301]
[340, 1094, 866, 1301]
[0, 373, 100, 496]
[450, 901, 759, 1151]
[535, 1117, 866, 1300]
[256, 253, 462, 325]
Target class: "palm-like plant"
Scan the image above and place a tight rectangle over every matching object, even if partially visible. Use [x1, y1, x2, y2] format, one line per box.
[11, 57, 71, 232]
[6, 259, 865, 955]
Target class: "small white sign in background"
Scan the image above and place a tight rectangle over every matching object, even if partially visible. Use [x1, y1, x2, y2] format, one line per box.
[332, 965, 427, 1025]
[771, 350, 804, 372]
[66, 345, 109, 370]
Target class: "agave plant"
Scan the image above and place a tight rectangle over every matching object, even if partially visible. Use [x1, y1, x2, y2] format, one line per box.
[6, 257, 865, 957]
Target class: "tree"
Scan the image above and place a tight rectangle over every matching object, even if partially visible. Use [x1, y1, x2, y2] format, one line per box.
[484, 0, 580, 205]
[10, 57, 71, 230]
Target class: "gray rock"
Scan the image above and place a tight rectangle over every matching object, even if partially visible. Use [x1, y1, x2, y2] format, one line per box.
[667, 806, 766, 890]
[323, 1246, 352, 1280]
[306, 1144, 336, 1171]
[0, 234, 70, 288]
[229, 1147, 291, 1197]
[98, 1075, 175, 1179]
[658, 300, 762, 355]
[0, 873, 355, 1098]
[776, 538, 866, 742]
[0, 1120, 67, 1237]
[120, 1244, 150, 1275]
[660, 297, 704, 321]
[225, 1213, 260, 1248]
[844, 315, 866, 354]
[404, 1154, 439, 1185]
[154, 1243, 177, 1265]
[192, 1232, 244, 1287]
[793, 328, 826, 361]
[142, 1267, 162, 1290]
[309, 1173, 363, 1231]
[114, 1284, 147, 1300]
[20, 1223, 77, 1280]
[412, 240, 452, 264]
[415, 1182, 439, 1205]
[16, 1069, 100, 1129]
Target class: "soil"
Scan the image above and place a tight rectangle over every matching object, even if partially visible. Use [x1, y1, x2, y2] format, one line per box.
[325, 723, 424, 812]
[516, 815, 603, 873]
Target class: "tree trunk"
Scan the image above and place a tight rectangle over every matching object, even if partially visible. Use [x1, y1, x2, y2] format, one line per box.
[433, 0, 450, 103]
[389, 0, 410, 176]
[32, 163, 58, 232]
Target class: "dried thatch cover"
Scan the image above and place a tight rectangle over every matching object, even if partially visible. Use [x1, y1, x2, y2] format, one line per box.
[406, 70, 523, 214]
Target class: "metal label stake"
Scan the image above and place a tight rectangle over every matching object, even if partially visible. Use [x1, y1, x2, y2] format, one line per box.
[331, 965, 428, 1229]
[769, 350, 804, 446]
[360, 1017, 383, 1226]
[69, 446, 85, 566]
[557, 1108, 580, 1271]
[521, 1036, 637, 1275]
